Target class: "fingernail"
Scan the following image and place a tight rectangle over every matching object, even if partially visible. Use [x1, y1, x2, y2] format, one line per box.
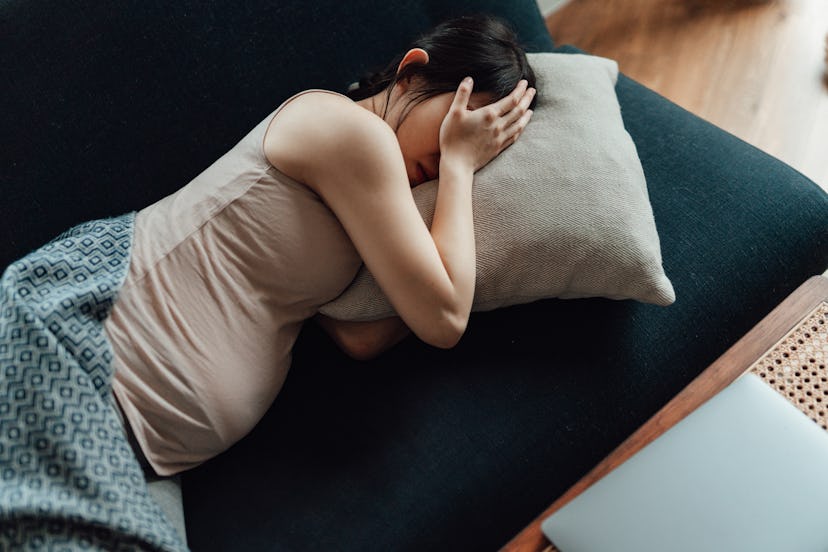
[464, 76, 473, 84]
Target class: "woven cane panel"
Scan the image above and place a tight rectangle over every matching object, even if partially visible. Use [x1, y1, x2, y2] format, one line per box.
[750, 302, 828, 431]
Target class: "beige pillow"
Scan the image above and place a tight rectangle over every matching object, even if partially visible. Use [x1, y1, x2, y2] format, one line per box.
[319, 53, 675, 322]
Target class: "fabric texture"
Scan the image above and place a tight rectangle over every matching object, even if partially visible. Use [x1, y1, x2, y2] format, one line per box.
[145, 477, 186, 544]
[112, 398, 188, 544]
[319, 53, 675, 322]
[0, 213, 187, 551]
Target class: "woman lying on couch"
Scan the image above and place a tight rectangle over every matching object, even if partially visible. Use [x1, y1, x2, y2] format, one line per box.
[0, 14, 536, 550]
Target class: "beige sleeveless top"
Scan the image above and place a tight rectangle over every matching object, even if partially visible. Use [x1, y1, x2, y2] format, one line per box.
[104, 90, 362, 476]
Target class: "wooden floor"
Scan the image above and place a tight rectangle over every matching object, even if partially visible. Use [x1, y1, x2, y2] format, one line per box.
[545, 0, 828, 192]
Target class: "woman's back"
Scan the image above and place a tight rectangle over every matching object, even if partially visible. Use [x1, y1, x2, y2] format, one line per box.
[104, 91, 363, 476]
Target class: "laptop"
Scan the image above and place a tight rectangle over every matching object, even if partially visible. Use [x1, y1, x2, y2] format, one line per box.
[541, 373, 828, 552]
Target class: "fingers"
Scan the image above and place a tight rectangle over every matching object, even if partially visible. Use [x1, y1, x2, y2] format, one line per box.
[501, 85, 536, 128]
[501, 107, 534, 151]
[451, 76, 474, 112]
[494, 79, 529, 116]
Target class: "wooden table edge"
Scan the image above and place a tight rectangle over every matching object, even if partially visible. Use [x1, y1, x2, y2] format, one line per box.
[501, 274, 828, 552]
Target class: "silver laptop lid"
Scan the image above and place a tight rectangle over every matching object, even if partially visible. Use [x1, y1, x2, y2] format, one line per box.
[542, 373, 828, 552]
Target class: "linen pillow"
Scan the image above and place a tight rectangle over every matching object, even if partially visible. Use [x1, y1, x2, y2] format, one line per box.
[319, 53, 675, 322]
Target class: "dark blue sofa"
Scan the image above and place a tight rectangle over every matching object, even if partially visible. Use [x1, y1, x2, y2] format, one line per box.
[2, 1, 826, 550]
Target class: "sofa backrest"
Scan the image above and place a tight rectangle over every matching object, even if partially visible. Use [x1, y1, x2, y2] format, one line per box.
[0, 0, 553, 270]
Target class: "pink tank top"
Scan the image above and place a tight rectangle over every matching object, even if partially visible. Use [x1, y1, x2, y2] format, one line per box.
[104, 90, 362, 476]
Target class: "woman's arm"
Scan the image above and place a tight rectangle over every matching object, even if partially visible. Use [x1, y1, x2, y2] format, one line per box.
[265, 82, 532, 349]
[303, 103, 477, 349]
[313, 314, 411, 361]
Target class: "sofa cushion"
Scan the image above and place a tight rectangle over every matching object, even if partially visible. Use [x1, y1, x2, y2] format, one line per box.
[319, 53, 675, 322]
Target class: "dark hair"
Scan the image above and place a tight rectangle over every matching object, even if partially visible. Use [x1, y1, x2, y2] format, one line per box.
[347, 14, 537, 126]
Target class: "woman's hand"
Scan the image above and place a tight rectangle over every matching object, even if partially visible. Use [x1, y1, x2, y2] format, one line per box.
[438, 77, 536, 173]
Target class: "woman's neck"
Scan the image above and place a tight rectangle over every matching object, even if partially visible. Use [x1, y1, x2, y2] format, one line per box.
[356, 89, 403, 131]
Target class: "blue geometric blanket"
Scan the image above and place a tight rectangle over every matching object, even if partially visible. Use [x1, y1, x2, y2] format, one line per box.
[0, 213, 187, 551]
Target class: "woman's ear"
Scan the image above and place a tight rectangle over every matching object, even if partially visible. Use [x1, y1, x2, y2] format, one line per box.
[395, 48, 430, 88]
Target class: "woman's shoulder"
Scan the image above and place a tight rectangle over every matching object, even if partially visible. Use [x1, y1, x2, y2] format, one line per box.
[283, 90, 393, 142]
[263, 90, 395, 184]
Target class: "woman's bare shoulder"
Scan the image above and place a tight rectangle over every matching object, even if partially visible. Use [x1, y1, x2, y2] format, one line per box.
[263, 91, 396, 188]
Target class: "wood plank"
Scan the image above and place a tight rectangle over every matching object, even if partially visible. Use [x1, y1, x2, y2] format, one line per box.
[501, 275, 828, 552]
[544, 0, 828, 192]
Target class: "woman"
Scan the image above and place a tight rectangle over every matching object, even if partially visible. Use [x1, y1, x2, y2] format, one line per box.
[1, 13, 537, 547]
[105, 13, 536, 480]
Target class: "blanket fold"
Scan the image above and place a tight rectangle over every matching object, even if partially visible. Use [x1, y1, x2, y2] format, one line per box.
[0, 213, 187, 551]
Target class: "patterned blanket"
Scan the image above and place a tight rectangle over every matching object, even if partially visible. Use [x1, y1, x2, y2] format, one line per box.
[0, 213, 187, 551]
